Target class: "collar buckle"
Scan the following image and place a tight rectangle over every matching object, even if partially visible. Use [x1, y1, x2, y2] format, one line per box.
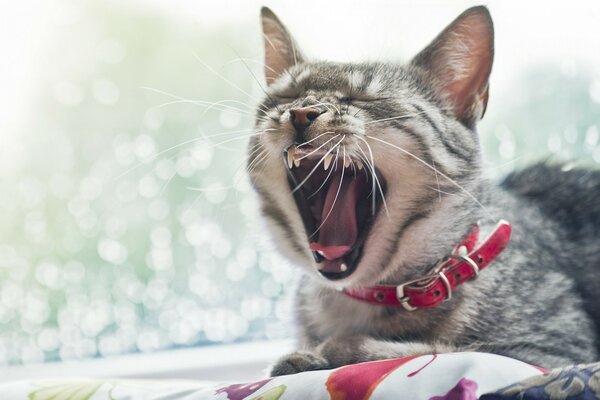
[396, 269, 454, 312]
[448, 253, 480, 277]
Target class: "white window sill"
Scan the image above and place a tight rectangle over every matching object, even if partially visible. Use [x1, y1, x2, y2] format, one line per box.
[0, 339, 294, 383]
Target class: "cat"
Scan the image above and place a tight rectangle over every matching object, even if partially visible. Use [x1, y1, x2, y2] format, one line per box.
[247, 6, 600, 376]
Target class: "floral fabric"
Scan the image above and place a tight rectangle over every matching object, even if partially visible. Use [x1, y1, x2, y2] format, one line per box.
[1, 352, 596, 399]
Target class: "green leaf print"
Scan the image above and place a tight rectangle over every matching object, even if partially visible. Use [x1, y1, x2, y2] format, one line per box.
[29, 381, 104, 400]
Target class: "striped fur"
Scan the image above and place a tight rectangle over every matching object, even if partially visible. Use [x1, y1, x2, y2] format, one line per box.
[247, 7, 600, 376]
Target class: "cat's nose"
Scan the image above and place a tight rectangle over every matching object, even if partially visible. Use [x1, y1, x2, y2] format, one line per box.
[289, 108, 325, 130]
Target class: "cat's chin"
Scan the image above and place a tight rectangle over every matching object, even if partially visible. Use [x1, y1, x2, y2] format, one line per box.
[283, 143, 387, 281]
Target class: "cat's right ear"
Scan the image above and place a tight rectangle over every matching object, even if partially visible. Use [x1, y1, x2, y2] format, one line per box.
[261, 7, 303, 85]
[411, 6, 494, 128]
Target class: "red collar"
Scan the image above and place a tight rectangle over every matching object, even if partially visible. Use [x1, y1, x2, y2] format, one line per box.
[342, 220, 512, 311]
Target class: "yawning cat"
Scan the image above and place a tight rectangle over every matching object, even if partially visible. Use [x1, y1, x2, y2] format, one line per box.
[247, 6, 600, 376]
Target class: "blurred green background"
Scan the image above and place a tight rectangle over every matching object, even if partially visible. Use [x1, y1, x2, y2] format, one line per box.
[0, 0, 599, 366]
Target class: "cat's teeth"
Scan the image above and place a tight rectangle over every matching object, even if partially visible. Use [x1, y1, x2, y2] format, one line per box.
[340, 263, 348, 272]
[287, 149, 294, 169]
[293, 157, 301, 167]
[356, 160, 364, 170]
[317, 250, 324, 256]
[323, 154, 333, 170]
[344, 157, 351, 169]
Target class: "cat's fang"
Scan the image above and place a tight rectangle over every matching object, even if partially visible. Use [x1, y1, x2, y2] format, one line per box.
[356, 160, 364, 170]
[340, 263, 348, 272]
[287, 149, 294, 169]
[293, 157, 301, 168]
[323, 154, 333, 170]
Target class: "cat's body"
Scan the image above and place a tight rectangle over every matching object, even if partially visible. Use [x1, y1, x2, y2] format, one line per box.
[290, 166, 600, 371]
[248, 6, 600, 375]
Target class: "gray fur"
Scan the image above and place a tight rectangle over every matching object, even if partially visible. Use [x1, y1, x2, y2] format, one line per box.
[249, 6, 600, 376]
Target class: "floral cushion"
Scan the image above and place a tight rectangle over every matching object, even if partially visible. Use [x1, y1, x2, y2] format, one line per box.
[2, 352, 597, 400]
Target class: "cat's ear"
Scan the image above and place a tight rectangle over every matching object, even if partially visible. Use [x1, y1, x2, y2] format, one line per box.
[411, 6, 494, 127]
[261, 7, 304, 85]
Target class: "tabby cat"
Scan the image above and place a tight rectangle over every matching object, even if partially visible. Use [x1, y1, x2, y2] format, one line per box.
[247, 6, 600, 376]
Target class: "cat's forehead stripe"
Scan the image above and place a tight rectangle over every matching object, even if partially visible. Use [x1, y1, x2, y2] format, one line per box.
[286, 63, 387, 95]
[348, 71, 365, 91]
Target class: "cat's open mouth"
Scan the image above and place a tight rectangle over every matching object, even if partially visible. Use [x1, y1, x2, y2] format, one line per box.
[283, 143, 386, 280]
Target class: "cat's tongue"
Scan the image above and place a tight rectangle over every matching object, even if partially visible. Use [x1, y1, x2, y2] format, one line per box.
[309, 171, 362, 272]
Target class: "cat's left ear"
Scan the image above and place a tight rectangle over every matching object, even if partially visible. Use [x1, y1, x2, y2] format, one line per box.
[261, 7, 304, 86]
[411, 6, 494, 127]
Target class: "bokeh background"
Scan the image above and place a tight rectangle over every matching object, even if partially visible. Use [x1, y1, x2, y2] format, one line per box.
[1, 0, 599, 366]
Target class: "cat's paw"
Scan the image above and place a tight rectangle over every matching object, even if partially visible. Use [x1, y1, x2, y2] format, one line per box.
[269, 351, 329, 376]
[318, 335, 370, 367]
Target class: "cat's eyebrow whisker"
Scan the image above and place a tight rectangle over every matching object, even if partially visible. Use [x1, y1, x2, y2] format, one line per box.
[192, 51, 264, 104]
[355, 136, 390, 218]
[223, 56, 300, 87]
[363, 111, 429, 125]
[297, 134, 340, 161]
[368, 135, 496, 222]
[292, 136, 343, 193]
[227, 47, 286, 115]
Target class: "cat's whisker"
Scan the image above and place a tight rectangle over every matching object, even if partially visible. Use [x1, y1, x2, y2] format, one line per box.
[354, 103, 373, 118]
[185, 184, 236, 192]
[297, 134, 340, 161]
[245, 147, 270, 178]
[150, 98, 268, 120]
[482, 156, 524, 174]
[368, 135, 495, 221]
[186, 143, 270, 195]
[207, 130, 270, 149]
[141, 87, 270, 121]
[363, 111, 429, 125]
[308, 150, 337, 199]
[292, 136, 343, 194]
[432, 159, 442, 203]
[425, 185, 457, 196]
[297, 131, 334, 148]
[113, 127, 271, 181]
[355, 136, 390, 218]
[157, 167, 179, 198]
[310, 145, 344, 238]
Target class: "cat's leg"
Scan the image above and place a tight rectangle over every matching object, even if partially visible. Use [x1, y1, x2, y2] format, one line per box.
[269, 336, 457, 376]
